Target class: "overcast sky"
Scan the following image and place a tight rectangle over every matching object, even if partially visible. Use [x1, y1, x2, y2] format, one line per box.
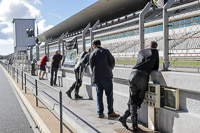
[0, 0, 98, 55]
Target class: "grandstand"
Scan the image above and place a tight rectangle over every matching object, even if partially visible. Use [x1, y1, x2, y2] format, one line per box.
[35, 0, 200, 67]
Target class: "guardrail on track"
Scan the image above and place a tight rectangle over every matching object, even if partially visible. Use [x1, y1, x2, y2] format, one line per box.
[0, 61, 63, 133]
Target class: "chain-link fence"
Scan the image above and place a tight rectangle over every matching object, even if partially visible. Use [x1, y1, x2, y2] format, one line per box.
[93, 17, 140, 63]
[33, 0, 200, 71]
[168, 1, 200, 70]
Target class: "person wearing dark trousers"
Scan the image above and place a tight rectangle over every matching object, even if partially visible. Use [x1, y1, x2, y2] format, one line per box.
[50, 50, 62, 86]
[89, 39, 120, 118]
[66, 48, 91, 99]
[118, 41, 159, 132]
[31, 58, 37, 76]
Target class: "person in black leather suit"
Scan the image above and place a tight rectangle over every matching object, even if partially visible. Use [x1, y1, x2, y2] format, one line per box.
[118, 41, 159, 132]
[66, 49, 90, 99]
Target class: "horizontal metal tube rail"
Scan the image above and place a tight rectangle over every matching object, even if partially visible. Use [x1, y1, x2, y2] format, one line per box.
[25, 78, 36, 86]
[168, 0, 200, 12]
[34, 94, 60, 120]
[0, 62, 63, 133]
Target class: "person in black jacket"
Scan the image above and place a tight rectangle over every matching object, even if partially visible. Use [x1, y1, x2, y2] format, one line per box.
[66, 49, 91, 99]
[118, 41, 159, 131]
[89, 39, 120, 118]
[50, 50, 62, 86]
[31, 58, 37, 76]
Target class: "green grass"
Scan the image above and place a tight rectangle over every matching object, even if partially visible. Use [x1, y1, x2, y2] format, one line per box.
[168, 61, 200, 66]
[115, 60, 137, 64]
[116, 60, 200, 66]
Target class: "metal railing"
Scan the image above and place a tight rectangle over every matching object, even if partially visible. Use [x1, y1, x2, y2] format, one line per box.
[0, 61, 63, 133]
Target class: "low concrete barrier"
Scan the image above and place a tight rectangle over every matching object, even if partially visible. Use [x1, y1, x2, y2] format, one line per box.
[44, 63, 200, 133]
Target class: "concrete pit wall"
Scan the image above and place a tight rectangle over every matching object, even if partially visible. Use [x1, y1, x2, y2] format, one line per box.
[45, 64, 200, 133]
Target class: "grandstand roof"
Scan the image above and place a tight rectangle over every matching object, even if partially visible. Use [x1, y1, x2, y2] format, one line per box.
[38, 0, 148, 42]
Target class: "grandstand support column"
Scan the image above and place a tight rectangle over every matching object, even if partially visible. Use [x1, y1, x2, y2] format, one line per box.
[139, 2, 152, 50]
[62, 32, 68, 58]
[163, 0, 174, 71]
[82, 23, 91, 52]
[58, 33, 64, 53]
[90, 20, 100, 51]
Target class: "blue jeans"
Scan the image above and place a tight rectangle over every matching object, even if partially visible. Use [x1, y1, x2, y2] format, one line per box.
[95, 79, 114, 115]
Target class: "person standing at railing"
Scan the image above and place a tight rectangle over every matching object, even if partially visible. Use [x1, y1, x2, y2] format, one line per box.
[118, 41, 159, 131]
[66, 48, 91, 99]
[50, 50, 62, 86]
[31, 58, 37, 76]
[8, 58, 12, 65]
[89, 39, 120, 118]
[39, 54, 48, 80]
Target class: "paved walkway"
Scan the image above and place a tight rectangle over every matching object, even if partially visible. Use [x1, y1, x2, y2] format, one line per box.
[0, 67, 35, 133]
[24, 71, 157, 133]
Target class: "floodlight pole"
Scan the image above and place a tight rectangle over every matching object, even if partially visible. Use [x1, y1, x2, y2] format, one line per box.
[90, 20, 100, 51]
[139, 2, 152, 50]
[163, 0, 174, 71]
[82, 23, 91, 52]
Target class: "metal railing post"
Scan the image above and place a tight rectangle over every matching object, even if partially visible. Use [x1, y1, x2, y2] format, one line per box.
[17, 69, 18, 83]
[90, 20, 100, 51]
[10, 65, 12, 75]
[24, 74, 27, 93]
[13, 68, 15, 79]
[47, 38, 52, 61]
[58, 33, 64, 54]
[44, 42, 47, 55]
[9, 65, 10, 73]
[62, 32, 68, 58]
[59, 91, 63, 133]
[36, 44, 40, 61]
[139, 2, 152, 50]
[21, 71, 23, 90]
[163, 0, 175, 71]
[11, 66, 13, 77]
[13, 67, 14, 78]
[35, 79, 38, 107]
[30, 47, 33, 61]
[12, 67, 13, 78]
[11, 66, 12, 76]
[82, 23, 91, 52]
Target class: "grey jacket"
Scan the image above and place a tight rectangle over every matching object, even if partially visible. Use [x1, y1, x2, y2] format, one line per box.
[89, 47, 115, 83]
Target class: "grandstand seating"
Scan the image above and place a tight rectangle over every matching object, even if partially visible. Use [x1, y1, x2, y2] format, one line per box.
[37, 1, 200, 60]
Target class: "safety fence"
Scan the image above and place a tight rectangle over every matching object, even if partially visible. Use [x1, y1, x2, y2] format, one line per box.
[0, 61, 63, 133]
[168, 0, 200, 69]
[93, 18, 140, 60]
[29, 0, 200, 72]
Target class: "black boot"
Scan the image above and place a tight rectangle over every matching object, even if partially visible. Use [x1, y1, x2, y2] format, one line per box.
[75, 94, 83, 99]
[131, 115, 138, 132]
[118, 116, 128, 129]
[118, 108, 130, 129]
[66, 90, 72, 99]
